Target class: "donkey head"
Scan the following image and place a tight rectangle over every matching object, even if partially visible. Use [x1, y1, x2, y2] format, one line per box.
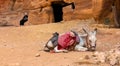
[82, 28, 97, 51]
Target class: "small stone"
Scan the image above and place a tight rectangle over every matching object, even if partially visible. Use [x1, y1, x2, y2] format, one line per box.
[109, 58, 118, 66]
[35, 53, 40, 57]
[94, 51, 99, 55]
[4, 44, 7, 46]
[67, 65, 69, 66]
[84, 55, 90, 59]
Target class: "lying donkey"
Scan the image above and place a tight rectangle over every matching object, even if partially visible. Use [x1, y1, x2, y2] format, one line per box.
[44, 28, 97, 53]
[75, 28, 97, 51]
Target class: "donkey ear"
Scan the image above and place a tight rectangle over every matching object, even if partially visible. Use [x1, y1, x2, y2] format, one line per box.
[82, 27, 89, 34]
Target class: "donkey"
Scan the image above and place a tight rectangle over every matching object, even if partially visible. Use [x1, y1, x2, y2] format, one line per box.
[75, 28, 97, 51]
[44, 32, 59, 52]
[44, 28, 97, 53]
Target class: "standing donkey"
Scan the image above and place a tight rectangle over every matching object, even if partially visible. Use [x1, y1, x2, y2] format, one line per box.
[75, 28, 97, 51]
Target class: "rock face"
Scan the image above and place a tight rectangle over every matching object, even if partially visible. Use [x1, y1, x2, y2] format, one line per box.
[89, 45, 120, 66]
[0, 0, 11, 12]
[0, 0, 120, 26]
[92, 0, 113, 20]
[115, 0, 120, 27]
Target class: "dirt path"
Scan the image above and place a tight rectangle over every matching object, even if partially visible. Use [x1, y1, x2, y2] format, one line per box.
[0, 20, 120, 66]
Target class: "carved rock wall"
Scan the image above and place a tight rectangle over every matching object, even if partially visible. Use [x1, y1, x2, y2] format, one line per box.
[0, 0, 120, 26]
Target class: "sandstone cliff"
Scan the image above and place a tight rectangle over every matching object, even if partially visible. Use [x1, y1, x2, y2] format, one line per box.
[0, 0, 120, 27]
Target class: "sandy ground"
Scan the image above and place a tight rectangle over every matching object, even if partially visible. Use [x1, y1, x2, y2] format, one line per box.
[0, 20, 120, 66]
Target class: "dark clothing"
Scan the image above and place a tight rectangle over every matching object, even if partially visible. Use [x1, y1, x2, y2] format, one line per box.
[52, 2, 75, 22]
[52, 4, 63, 22]
[20, 15, 28, 25]
[71, 2, 75, 9]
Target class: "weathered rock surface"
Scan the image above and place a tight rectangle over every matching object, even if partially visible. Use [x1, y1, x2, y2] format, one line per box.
[0, 0, 120, 26]
[88, 45, 120, 66]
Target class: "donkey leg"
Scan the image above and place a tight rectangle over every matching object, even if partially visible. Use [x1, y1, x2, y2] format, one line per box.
[75, 45, 88, 51]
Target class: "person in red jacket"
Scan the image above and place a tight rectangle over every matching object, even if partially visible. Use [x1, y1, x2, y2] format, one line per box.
[53, 31, 80, 53]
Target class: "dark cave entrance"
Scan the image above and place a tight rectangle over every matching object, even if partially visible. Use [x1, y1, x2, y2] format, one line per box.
[52, 3, 63, 23]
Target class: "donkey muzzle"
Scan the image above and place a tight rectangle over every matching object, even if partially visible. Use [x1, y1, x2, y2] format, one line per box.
[90, 46, 96, 51]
